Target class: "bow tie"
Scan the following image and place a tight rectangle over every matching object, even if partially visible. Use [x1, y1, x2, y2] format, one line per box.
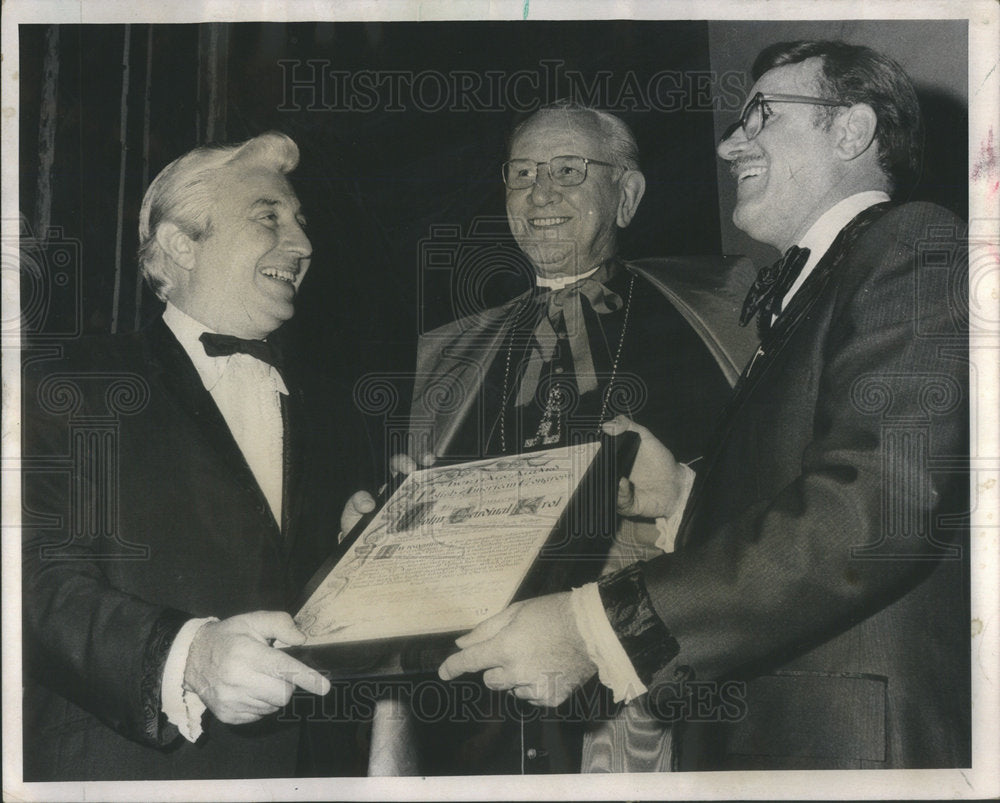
[739, 245, 810, 337]
[515, 277, 623, 407]
[200, 332, 284, 372]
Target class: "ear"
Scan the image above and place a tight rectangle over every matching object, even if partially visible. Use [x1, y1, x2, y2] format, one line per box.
[834, 103, 878, 161]
[154, 222, 198, 272]
[616, 170, 646, 228]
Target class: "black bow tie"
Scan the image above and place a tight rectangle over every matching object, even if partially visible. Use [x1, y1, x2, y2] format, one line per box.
[739, 245, 810, 337]
[200, 332, 284, 372]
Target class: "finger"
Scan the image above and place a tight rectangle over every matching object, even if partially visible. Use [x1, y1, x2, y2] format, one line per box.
[245, 611, 307, 647]
[616, 477, 636, 515]
[353, 491, 376, 513]
[600, 415, 629, 436]
[417, 452, 438, 467]
[341, 490, 376, 532]
[268, 650, 331, 696]
[216, 710, 263, 726]
[438, 642, 500, 681]
[621, 417, 654, 440]
[455, 605, 518, 648]
[482, 667, 512, 691]
[226, 699, 281, 719]
[389, 453, 419, 476]
[243, 673, 296, 708]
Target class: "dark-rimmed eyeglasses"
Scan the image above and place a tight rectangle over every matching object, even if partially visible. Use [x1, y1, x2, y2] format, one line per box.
[502, 155, 614, 190]
[720, 92, 851, 144]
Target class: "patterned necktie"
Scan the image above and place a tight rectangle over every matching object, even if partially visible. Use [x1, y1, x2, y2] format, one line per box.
[200, 332, 284, 374]
[515, 278, 623, 407]
[739, 245, 811, 338]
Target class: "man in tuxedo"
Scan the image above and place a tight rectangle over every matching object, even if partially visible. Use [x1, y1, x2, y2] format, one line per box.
[22, 132, 366, 780]
[439, 41, 970, 770]
[374, 102, 756, 775]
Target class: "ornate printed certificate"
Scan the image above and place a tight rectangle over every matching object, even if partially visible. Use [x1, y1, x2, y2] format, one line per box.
[295, 440, 607, 647]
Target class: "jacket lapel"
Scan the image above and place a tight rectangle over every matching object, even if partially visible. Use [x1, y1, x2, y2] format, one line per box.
[143, 317, 283, 543]
[677, 203, 892, 550]
[410, 292, 533, 457]
[279, 380, 307, 555]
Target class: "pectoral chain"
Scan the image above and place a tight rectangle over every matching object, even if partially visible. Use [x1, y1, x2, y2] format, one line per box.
[499, 274, 636, 453]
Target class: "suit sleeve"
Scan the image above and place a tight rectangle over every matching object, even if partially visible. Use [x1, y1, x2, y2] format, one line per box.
[22, 365, 188, 747]
[598, 204, 968, 688]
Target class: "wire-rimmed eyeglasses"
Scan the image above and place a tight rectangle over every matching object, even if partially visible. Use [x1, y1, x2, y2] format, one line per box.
[502, 155, 614, 190]
[720, 92, 851, 144]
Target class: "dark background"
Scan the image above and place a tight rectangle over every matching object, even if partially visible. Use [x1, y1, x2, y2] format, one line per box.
[18, 22, 724, 375]
[18, 20, 968, 417]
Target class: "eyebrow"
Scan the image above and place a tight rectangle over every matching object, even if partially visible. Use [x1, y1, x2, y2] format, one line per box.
[250, 198, 284, 210]
[249, 197, 305, 220]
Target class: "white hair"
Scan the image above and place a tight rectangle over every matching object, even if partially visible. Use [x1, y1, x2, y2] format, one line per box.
[137, 131, 300, 301]
[508, 100, 640, 172]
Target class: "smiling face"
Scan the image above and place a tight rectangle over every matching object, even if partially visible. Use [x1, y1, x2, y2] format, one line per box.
[181, 164, 312, 339]
[717, 58, 850, 251]
[505, 111, 628, 279]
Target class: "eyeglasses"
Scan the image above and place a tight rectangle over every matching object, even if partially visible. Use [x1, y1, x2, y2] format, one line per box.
[502, 155, 615, 190]
[720, 92, 850, 144]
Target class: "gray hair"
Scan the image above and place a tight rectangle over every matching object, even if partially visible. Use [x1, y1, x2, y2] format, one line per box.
[138, 131, 300, 301]
[508, 100, 641, 172]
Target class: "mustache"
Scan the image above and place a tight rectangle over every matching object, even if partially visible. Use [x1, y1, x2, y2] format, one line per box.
[729, 156, 765, 180]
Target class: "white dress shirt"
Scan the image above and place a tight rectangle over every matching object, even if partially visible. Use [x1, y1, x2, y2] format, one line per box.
[573, 190, 891, 702]
[159, 302, 288, 742]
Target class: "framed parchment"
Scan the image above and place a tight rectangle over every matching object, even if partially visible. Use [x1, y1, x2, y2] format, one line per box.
[292, 433, 637, 676]
[3, 1, 998, 800]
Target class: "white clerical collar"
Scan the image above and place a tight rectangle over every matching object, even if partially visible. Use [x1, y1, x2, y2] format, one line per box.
[161, 302, 286, 394]
[784, 190, 890, 304]
[534, 263, 602, 290]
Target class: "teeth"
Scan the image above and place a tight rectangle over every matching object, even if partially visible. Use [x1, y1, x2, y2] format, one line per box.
[530, 217, 570, 227]
[738, 166, 765, 183]
[261, 267, 297, 284]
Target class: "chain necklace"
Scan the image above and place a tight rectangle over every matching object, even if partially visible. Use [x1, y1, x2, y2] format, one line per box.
[498, 273, 636, 453]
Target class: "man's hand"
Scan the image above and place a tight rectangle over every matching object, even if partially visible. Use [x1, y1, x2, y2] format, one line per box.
[438, 593, 596, 707]
[389, 452, 436, 475]
[340, 452, 438, 534]
[340, 491, 376, 534]
[184, 611, 330, 725]
[603, 415, 688, 519]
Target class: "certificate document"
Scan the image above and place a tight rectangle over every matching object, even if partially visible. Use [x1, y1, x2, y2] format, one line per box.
[295, 440, 604, 647]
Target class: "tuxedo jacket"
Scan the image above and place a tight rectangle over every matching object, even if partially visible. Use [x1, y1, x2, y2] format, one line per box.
[598, 202, 971, 770]
[22, 317, 372, 780]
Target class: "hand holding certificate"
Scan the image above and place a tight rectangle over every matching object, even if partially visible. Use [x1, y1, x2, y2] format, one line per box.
[292, 435, 636, 676]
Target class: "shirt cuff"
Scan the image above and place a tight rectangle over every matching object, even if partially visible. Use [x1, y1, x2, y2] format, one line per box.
[161, 617, 218, 743]
[653, 462, 696, 553]
[570, 583, 647, 704]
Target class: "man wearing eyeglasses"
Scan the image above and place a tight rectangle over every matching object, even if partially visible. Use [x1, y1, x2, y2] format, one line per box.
[407, 100, 753, 470]
[377, 101, 756, 774]
[439, 41, 970, 771]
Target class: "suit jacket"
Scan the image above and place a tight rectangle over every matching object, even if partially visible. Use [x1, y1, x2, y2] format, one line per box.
[22, 317, 372, 780]
[598, 202, 971, 769]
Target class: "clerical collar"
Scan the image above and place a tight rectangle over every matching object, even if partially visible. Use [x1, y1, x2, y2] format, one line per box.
[784, 190, 890, 305]
[162, 302, 286, 394]
[534, 262, 603, 290]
